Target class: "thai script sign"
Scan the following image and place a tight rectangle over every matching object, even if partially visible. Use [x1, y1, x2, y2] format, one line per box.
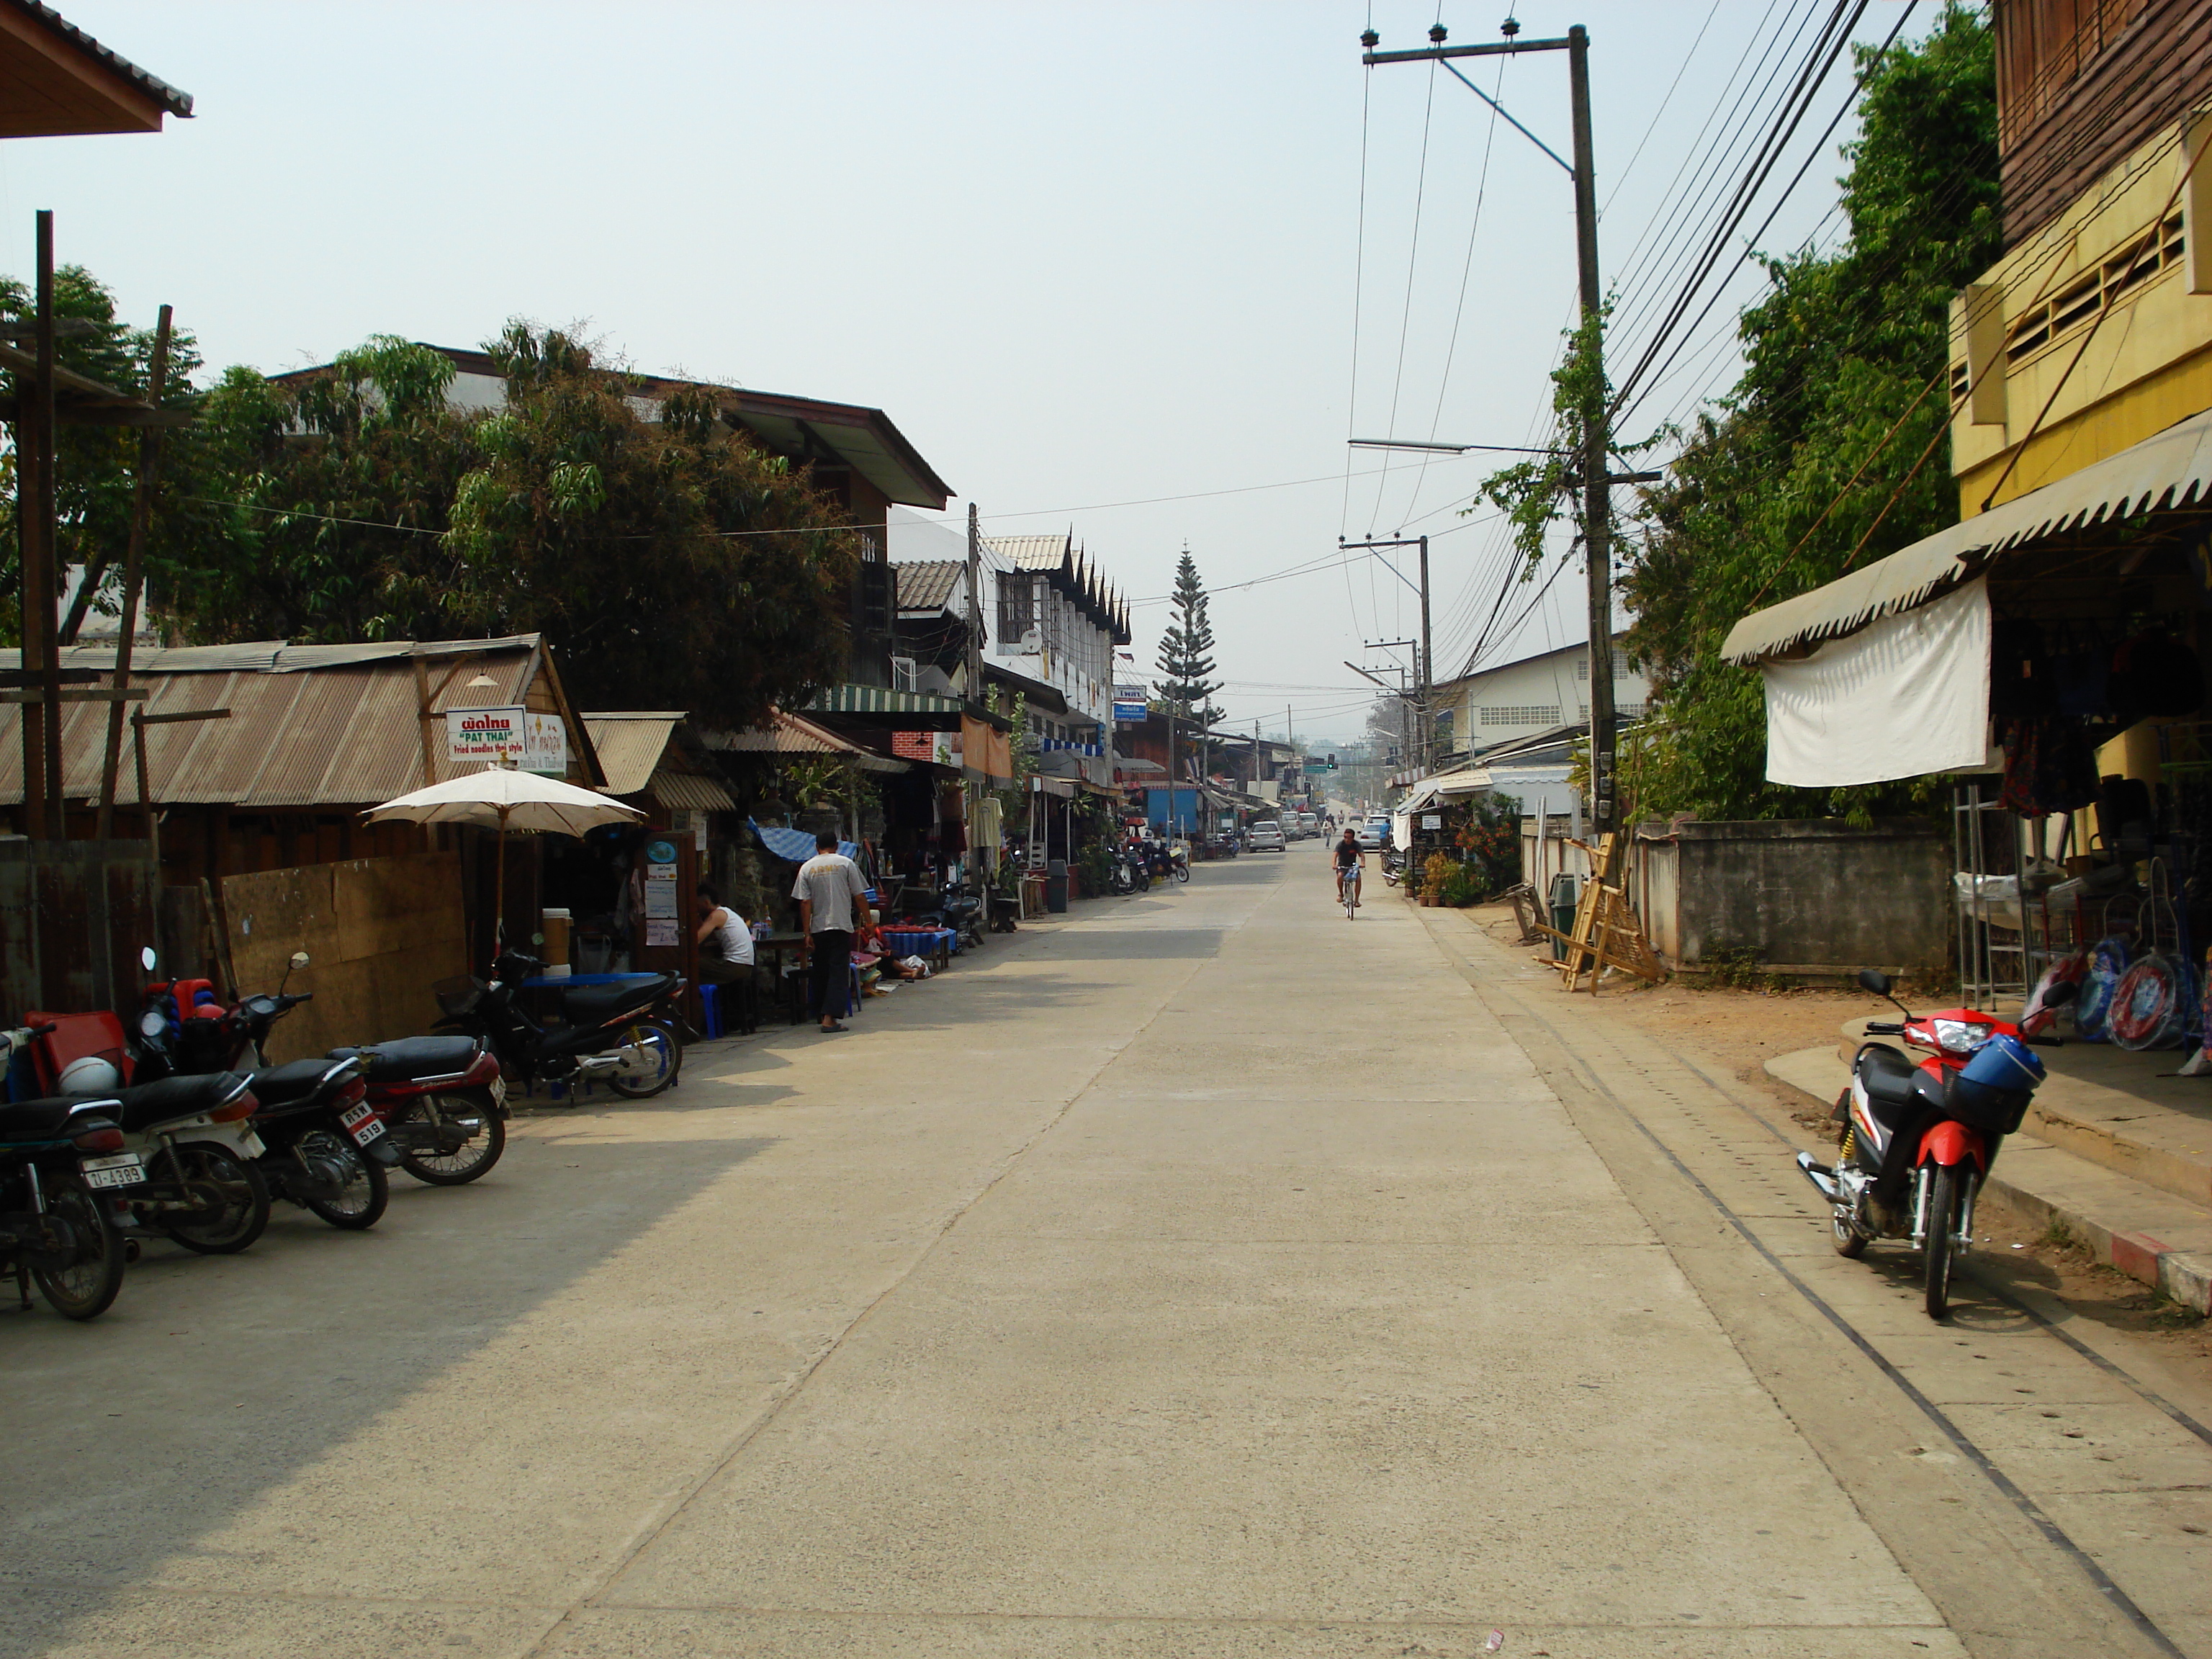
[445, 706, 567, 775]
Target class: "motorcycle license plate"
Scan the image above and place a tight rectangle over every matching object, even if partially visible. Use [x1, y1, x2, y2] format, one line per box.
[338, 1102, 385, 1146]
[79, 1152, 146, 1190]
[489, 1074, 507, 1108]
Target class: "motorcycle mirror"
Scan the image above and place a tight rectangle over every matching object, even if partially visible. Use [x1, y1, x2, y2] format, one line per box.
[2044, 979, 2080, 1008]
[141, 945, 157, 972]
[289, 950, 310, 971]
[138, 1008, 167, 1040]
[1856, 969, 1891, 996]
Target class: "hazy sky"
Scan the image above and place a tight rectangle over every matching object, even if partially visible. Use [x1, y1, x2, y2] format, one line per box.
[3, 2, 1912, 743]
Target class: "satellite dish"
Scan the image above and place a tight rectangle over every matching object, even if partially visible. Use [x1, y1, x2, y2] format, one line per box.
[1017, 628, 1044, 655]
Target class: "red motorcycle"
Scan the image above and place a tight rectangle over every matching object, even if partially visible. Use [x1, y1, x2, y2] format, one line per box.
[325, 1036, 507, 1186]
[1798, 968, 2073, 1319]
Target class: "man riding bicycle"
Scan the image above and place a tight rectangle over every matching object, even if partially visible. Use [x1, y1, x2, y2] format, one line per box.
[1332, 827, 1364, 910]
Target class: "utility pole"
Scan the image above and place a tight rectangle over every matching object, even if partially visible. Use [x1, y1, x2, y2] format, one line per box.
[1362, 19, 1623, 833]
[964, 501, 983, 702]
[1339, 536, 1431, 774]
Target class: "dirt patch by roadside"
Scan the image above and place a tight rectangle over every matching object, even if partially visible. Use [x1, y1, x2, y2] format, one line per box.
[1465, 902, 1885, 1120]
[1461, 901, 2211, 1365]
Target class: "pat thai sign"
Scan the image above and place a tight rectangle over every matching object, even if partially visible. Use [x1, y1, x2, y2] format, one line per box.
[445, 706, 567, 775]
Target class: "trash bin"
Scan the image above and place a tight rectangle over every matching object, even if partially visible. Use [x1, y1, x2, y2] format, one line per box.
[1046, 857, 1070, 914]
[1547, 873, 1581, 961]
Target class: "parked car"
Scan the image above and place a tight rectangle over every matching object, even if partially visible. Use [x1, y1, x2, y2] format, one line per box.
[1296, 811, 1319, 839]
[1247, 821, 1286, 853]
[1354, 820, 1386, 852]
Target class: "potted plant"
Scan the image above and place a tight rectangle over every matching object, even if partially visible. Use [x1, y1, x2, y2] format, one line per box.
[1422, 852, 1457, 907]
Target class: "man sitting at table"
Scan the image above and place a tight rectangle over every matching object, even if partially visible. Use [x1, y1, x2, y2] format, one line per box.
[695, 883, 758, 1033]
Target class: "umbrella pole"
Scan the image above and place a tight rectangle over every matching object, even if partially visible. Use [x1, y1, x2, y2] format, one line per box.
[494, 805, 508, 957]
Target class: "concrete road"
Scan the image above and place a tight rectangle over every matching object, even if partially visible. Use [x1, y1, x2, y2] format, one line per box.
[4, 844, 2205, 1657]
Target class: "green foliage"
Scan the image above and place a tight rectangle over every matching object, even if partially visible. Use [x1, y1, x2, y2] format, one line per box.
[1620, 6, 2000, 819]
[0, 266, 209, 644]
[163, 323, 858, 730]
[1454, 794, 1521, 894]
[1153, 549, 1223, 726]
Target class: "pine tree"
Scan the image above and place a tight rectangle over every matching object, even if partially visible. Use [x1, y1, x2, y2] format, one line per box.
[1152, 550, 1224, 727]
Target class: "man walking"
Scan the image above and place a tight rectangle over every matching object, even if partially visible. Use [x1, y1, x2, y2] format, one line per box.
[793, 830, 870, 1033]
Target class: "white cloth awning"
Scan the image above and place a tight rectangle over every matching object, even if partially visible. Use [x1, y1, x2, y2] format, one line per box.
[1722, 403, 2212, 664]
[1400, 767, 1493, 812]
[1762, 578, 1991, 787]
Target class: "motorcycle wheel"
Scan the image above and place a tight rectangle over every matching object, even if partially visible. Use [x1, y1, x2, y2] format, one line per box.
[1923, 1164, 1960, 1320]
[31, 1175, 125, 1321]
[298, 1131, 389, 1231]
[157, 1141, 271, 1255]
[608, 1020, 683, 1099]
[1830, 1208, 1868, 1259]
[395, 1095, 506, 1186]
[1173, 863, 1190, 884]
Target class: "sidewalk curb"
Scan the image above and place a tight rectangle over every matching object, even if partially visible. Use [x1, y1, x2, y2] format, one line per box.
[1767, 1048, 2212, 1316]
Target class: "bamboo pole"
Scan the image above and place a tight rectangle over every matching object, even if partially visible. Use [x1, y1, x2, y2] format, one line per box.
[96, 304, 173, 840]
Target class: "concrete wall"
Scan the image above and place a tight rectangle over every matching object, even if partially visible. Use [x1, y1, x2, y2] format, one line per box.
[1630, 818, 1950, 975]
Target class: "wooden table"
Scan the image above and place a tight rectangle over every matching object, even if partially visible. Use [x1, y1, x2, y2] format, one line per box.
[751, 931, 811, 1024]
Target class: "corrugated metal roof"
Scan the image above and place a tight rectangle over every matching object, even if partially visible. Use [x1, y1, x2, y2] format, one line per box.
[0, 639, 564, 809]
[647, 769, 734, 812]
[896, 560, 962, 614]
[984, 534, 1071, 570]
[583, 715, 681, 796]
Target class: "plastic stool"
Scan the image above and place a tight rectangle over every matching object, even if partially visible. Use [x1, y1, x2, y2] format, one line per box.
[698, 982, 724, 1040]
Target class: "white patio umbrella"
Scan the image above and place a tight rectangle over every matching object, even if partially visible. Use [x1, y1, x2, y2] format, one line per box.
[364, 765, 644, 949]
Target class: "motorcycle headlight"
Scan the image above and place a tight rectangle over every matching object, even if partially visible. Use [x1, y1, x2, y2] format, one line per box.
[1930, 1018, 1992, 1056]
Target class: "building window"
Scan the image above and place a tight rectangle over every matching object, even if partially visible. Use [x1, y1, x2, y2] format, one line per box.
[998, 572, 1035, 643]
[1480, 706, 1560, 727]
[2004, 214, 2183, 366]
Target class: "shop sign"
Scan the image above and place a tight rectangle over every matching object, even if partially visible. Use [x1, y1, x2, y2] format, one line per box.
[1420, 813, 1442, 830]
[1113, 683, 1147, 722]
[445, 706, 567, 775]
[642, 837, 680, 947]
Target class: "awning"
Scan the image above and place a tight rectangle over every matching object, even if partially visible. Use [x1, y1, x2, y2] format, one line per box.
[1761, 577, 1992, 788]
[750, 819, 859, 863]
[1401, 768, 1493, 812]
[806, 683, 1010, 731]
[647, 769, 735, 812]
[584, 714, 683, 795]
[709, 709, 909, 773]
[1722, 403, 2212, 664]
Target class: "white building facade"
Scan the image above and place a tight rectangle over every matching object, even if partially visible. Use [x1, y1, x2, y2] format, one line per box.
[1431, 637, 1649, 765]
[886, 510, 1130, 749]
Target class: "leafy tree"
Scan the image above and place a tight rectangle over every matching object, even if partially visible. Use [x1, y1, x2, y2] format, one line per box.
[0, 265, 209, 643]
[164, 325, 860, 730]
[1618, 5, 2000, 819]
[1151, 549, 1223, 726]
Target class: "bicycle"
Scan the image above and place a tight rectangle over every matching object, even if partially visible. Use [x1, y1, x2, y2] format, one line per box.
[1338, 866, 1360, 920]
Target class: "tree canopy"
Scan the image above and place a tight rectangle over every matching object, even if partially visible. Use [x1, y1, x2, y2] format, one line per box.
[1617, 5, 2000, 820]
[151, 324, 860, 729]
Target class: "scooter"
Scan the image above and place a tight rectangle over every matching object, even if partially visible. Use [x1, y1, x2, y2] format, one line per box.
[433, 948, 683, 1100]
[1797, 969, 2074, 1319]
[135, 951, 393, 1233]
[327, 1034, 507, 1186]
[31, 1004, 272, 1256]
[0, 1024, 130, 1318]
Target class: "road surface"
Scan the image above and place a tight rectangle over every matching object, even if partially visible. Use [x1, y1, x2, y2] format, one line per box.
[5, 843, 2206, 1657]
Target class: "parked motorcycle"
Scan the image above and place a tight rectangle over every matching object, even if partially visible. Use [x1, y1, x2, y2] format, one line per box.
[328, 1035, 507, 1185]
[33, 1008, 272, 1254]
[434, 948, 683, 1100]
[134, 952, 393, 1232]
[0, 1024, 130, 1318]
[1382, 848, 1406, 889]
[1797, 968, 2074, 1319]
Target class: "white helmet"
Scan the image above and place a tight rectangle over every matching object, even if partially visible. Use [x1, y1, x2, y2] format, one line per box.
[59, 1055, 122, 1095]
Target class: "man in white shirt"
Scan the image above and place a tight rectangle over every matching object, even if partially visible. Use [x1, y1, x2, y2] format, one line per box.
[793, 831, 870, 1033]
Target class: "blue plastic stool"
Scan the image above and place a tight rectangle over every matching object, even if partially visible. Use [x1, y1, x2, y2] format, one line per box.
[698, 982, 724, 1040]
